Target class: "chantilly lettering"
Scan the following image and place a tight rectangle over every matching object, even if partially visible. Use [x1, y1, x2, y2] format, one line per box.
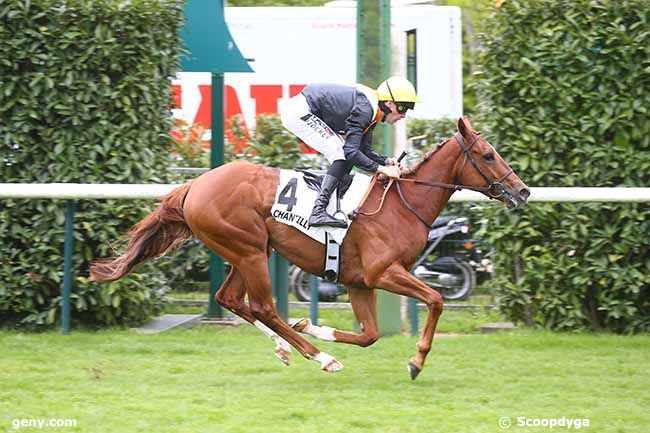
[272, 209, 309, 229]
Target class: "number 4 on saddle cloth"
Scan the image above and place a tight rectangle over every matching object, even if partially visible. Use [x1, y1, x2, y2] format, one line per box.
[271, 169, 373, 282]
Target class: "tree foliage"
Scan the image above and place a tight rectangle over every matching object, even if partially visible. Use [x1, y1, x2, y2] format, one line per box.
[0, 0, 184, 327]
[474, 0, 650, 332]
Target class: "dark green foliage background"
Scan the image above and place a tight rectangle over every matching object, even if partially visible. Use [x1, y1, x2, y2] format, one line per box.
[0, 0, 184, 327]
[474, 0, 650, 332]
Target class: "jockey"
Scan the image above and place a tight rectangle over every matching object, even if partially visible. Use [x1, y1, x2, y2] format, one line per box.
[280, 76, 417, 229]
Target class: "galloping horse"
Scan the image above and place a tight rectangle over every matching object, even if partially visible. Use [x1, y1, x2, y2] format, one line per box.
[90, 117, 529, 380]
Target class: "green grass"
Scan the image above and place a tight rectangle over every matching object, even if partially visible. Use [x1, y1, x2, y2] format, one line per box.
[1, 324, 648, 433]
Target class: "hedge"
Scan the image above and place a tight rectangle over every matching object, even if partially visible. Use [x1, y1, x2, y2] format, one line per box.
[474, 0, 649, 332]
[0, 0, 184, 327]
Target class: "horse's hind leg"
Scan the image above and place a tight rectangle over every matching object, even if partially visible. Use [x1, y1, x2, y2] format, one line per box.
[292, 287, 379, 347]
[240, 253, 344, 372]
[216, 268, 292, 365]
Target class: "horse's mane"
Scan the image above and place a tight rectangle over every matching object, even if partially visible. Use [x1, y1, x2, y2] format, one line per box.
[401, 137, 453, 177]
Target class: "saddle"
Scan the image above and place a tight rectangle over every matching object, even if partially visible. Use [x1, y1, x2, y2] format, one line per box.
[271, 168, 373, 282]
[294, 169, 355, 282]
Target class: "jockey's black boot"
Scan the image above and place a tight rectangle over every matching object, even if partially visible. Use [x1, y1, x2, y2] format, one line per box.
[308, 174, 347, 229]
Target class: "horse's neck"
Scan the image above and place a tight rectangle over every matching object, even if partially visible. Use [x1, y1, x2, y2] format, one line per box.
[407, 139, 463, 225]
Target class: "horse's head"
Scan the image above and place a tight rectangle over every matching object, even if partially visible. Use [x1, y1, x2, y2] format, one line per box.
[454, 117, 529, 207]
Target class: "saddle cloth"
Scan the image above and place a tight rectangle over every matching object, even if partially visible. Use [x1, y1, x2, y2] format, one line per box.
[271, 169, 372, 244]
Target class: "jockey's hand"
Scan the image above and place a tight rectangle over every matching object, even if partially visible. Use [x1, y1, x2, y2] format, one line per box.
[378, 164, 401, 179]
[386, 157, 406, 170]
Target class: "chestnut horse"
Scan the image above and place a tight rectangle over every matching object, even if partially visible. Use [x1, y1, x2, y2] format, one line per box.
[90, 117, 529, 380]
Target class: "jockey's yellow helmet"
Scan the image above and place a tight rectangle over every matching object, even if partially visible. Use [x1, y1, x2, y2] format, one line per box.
[376, 76, 418, 105]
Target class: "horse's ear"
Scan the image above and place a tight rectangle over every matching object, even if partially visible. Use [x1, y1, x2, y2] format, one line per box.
[457, 117, 473, 138]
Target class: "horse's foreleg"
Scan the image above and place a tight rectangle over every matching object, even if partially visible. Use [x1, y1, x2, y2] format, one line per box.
[375, 262, 444, 380]
[216, 268, 292, 365]
[240, 254, 344, 372]
[291, 287, 379, 347]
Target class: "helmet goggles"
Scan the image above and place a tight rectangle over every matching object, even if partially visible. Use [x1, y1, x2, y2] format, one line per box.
[386, 80, 415, 114]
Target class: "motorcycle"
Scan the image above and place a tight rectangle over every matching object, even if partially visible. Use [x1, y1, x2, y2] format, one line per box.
[411, 215, 493, 300]
[288, 215, 494, 302]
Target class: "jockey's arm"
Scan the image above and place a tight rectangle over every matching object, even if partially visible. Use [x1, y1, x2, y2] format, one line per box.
[357, 125, 400, 177]
[344, 105, 389, 171]
[343, 99, 399, 178]
[342, 128, 380, 173]
[361, 131, 388, 166]
[343, 131, 399, 178]
[343, 103, 381, 172]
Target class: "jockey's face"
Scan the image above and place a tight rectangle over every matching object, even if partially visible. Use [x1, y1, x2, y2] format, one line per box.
[384, 101, 407, 124]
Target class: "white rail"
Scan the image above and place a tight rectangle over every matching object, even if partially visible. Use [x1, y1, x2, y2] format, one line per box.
[2, 182, 647, 336]
[1, 183, 650, 202]
[0, 183, 179, 199]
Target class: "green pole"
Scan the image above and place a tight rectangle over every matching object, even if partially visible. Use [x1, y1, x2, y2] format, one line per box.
[310, 274, 319, 325]
[207, 72, 225, 318]
[61, 200, 75, 335]
[274, 253, 289, 322]
[409, 297, 418, 336]
[272, 253, 289, 322]
[269, 253, 277, 300]
[356, 2, 364, 83]
[406, 29, 419, 337]
[380, 0, 392, 156]
[357, 0, 400, 336]
[357, 0, 392, 156]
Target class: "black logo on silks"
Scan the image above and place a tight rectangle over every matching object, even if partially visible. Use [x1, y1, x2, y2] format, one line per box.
[300, 113, 335, 139]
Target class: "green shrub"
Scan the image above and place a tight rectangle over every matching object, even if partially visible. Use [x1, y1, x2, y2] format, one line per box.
[0, 0, 184, 328]
[474, 0, 650, 332]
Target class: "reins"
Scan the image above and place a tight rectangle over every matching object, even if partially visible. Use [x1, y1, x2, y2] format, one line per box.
[348, 176, 393, 219]
[350, 132, 515, 228]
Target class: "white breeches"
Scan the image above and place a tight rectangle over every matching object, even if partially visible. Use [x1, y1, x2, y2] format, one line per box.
[280, 93, 346, 163]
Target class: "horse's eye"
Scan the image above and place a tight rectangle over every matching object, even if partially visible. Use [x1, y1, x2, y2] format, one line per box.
[483, 153, 495, 162]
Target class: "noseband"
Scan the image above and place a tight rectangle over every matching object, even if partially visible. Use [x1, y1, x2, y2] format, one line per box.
[394, 132, 514, 228]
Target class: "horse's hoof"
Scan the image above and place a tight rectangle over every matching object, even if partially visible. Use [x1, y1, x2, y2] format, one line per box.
[313, 351, 343, 373]
[275, 347, 291, 366]
[290, 318, 311, 333]
[323, 359, 344, 373]
[407, 361, 421, 380]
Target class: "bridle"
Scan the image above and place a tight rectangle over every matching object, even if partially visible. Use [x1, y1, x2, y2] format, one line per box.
[352, 132, 516, 228]
[453, 132, 513, 198]
[394, 132, 513, 228]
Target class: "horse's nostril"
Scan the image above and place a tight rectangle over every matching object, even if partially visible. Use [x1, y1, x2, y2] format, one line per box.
[519, 188, 531, 201]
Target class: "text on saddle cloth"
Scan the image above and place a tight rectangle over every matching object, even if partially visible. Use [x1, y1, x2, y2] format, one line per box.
[271, 169, 373, 245]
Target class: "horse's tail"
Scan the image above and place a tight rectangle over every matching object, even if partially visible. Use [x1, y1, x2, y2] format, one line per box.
[89, 182, 194, 282]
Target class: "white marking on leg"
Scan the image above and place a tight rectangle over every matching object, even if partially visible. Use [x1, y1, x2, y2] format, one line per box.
[311, 351, 344, 372]
[254, 320, 290, 347]
[292, 318, 336, 341]
[254, 320, 277, 338]
[309, 325, 336, 341]
[275, 338, 291, 354]
[254, 320, 292, 364]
